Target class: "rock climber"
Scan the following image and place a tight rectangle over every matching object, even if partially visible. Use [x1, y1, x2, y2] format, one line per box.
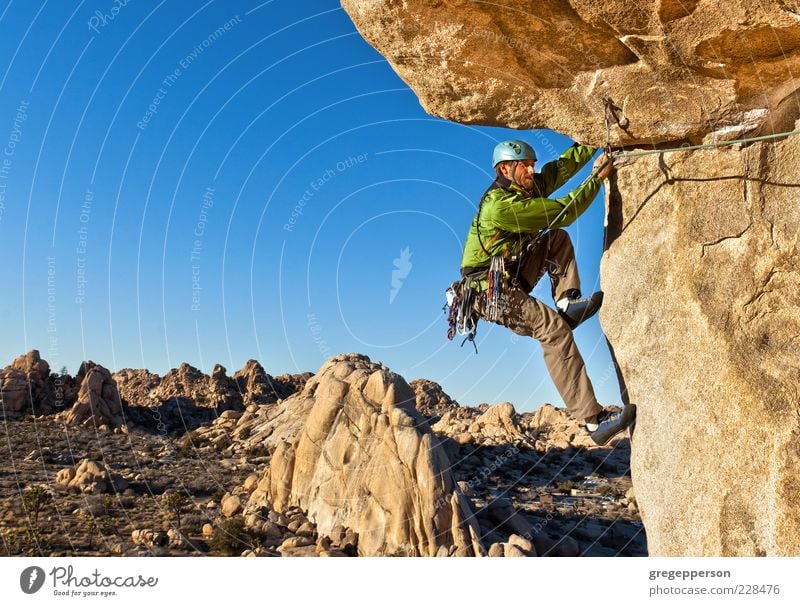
[459, 139, 635, 445]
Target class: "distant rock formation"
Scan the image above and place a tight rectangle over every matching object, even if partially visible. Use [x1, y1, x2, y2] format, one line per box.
[208, 364, 243, 412]
[112, 368, 161, 407]
[57, 362, 124, 431]
[0, 350, 54, 415]
[148, 363, 230, 409]
[408, 378, 460, 421]
[232, 359, 306, 405]
[113, 360, 310, 414]
[0, 351, 311, 435]
[244, 354, 484, 556]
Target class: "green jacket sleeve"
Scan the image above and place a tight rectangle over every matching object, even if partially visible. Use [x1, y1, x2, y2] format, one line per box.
[537, 144, 597, 196]
[487, 176, 603, 233]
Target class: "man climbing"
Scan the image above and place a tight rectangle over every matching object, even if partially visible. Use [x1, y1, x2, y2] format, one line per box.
[460, 139, 635, 445]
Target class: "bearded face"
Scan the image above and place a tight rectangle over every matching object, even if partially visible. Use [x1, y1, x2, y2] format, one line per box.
[500, 159, 535, 192]
[514, 160, 535, 192]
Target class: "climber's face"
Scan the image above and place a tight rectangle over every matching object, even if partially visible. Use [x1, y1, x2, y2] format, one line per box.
[514, 159, 535, 191]
[499, 159, 535, 192]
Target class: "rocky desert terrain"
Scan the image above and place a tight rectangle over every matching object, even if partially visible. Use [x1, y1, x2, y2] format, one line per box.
[0, 350, 644, 557]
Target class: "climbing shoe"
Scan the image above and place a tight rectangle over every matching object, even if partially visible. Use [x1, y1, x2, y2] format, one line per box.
[557, 291, 604, 329]
[586, 404, 636, 446]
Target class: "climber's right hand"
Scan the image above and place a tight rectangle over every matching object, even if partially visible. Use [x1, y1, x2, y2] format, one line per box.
[594, 152, 614, 180]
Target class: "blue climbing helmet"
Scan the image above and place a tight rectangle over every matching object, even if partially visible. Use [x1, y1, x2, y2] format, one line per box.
[492, 139, 537, 167]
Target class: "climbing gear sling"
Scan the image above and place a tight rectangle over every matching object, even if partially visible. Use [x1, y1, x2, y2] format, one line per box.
[445, 278, 479, 353]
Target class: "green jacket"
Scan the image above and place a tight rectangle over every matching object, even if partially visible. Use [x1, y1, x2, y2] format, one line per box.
[460, 144, 600, 287]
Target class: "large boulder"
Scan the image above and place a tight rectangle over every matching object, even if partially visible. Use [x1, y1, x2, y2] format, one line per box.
[0, 350, 53, 414]
[245, 354, 484, 556]
[55, 458, 127, 494]
[0, 367, 29, 414]
[342, 0, 800, 145]
[58, 362, 125, 431]
[342, 0, 800, 555]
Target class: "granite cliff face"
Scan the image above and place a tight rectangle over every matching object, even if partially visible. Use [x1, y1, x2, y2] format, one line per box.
[603, 138, 800, 556]
[343, 0, 800, 555]
[342, 0, 800, 146]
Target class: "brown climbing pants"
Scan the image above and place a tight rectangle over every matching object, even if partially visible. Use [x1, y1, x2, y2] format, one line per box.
[474, 229, 603, 422]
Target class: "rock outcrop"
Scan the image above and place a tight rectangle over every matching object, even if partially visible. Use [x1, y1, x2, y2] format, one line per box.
[0, 366, 31, 415]
[149, 363, 220, 409]
[342, 0, 800, 145]
[232, 359, 304, 405]
[55, 458, 128, 494]
[468, 402, 526, 441]
[58, 362, 125, 431]
[244, 354, 484, 556]
[342, 0, 800, 555]
[113, 368, 161, 407]
[408, 378, 460, 421]
[0, 350, 54, 415]
[208, 364, 243, 412]
[115, 361, 308, 413]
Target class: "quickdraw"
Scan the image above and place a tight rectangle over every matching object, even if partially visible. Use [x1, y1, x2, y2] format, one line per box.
[485, 255, 507, 322]
[444, 278, 479, 353]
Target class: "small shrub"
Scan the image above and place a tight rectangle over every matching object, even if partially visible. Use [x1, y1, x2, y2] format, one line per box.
[23, 486, 51, 528]
[209, 517, 251, 556]
[181, 514, 209, 535]
[85, 518, 101, 550]
[1, 530, 19, 555]
[555, 480, 576, 494]
[161, 491, 189, 529]
[179, 436, 196, 458]
[23, 527, 43, 556]
[246, 444, 269, 458]
[102, 496, 116, 517]
[596, 484, 614, 497]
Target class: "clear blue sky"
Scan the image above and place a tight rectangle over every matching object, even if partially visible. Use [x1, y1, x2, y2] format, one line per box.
[0, 0, 621, 412]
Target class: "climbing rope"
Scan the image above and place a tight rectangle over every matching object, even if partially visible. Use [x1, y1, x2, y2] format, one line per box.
[601, 96, 800, 159]
[612, 128, 800, 160]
